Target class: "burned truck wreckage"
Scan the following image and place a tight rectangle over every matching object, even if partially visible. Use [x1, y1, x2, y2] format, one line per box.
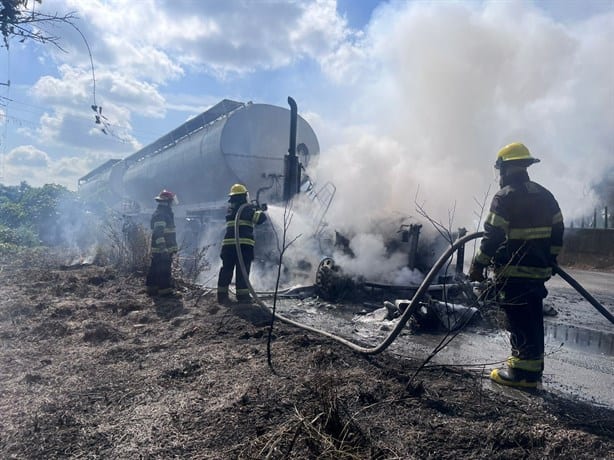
[310, 225, 482, 333]
[78, 98, 613, 339]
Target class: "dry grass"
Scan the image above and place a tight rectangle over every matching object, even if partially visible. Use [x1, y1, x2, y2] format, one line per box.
[0, 250, 613, 459]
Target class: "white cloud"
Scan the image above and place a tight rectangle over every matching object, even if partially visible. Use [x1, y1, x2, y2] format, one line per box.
[31, 67, 92, 103]
[49, 0, 350, 77]
[6, 145, 50, 167]
[31, 65, 166, 119]
[17, 105, 139, 156]
[106, 39, 184, 84]
[3, 145, 113, 190]
[21, 0, 352, 169]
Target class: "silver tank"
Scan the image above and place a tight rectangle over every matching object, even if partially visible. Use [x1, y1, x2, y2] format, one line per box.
[79, 99, 319, 212]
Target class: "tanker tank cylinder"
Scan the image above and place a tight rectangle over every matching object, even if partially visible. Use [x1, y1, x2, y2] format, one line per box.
[82, 99, 320, 213]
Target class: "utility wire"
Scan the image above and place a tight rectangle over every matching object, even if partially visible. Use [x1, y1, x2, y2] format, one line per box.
[67, 22, 96, 108]
[0, 94, 159, 137]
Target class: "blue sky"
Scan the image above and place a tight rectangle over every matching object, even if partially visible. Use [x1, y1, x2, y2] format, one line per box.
[1, 0, 613, 231]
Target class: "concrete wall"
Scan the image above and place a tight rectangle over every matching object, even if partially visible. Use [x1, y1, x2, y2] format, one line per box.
[558, 228, 614, 270]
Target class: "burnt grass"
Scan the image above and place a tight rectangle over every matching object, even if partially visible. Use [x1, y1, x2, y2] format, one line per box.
[1, 250, 613, 459]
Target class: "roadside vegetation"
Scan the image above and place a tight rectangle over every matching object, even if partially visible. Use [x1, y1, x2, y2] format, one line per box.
[0, 182, 146, 270]
[0, 182, 77, 251]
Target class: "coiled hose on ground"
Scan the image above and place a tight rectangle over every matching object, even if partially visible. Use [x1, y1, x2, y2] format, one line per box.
[233, 204, 614, 356]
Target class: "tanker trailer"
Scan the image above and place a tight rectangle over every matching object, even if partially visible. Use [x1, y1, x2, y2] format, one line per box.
[79, 99, 319, 214]
[78, 98, 330, 279]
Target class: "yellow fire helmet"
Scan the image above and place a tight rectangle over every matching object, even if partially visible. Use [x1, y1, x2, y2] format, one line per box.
[228, 183, 248, 196]
[495, 142, 540, 169]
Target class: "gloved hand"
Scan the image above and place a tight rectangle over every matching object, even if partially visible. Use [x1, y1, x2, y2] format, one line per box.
[259, 203, 268, 211]
[469, 263, 486, 282]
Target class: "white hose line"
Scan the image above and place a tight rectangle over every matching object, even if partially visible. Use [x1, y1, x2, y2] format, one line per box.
[233, 202, 484, 355]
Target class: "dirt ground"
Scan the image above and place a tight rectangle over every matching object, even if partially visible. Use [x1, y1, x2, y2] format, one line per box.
[1, 249, 613, 459]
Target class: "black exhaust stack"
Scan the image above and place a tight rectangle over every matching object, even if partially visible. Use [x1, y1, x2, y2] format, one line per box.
[407, 224, 422, 270]
[283, 96, 301, 202]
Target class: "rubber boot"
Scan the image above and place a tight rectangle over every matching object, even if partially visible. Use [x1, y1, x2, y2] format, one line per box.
[236, 295, 252, 304]
[160, 289, 182, 299]
[217, 291, 231, 305]
[543, 304, 558, 316]
[490, 368, 541, 389]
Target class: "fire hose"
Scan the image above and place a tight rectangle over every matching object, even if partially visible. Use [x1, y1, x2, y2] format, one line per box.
[233, 204, 614, 355]
[233, 203, 485, 354]
[553, 265, 614, 324]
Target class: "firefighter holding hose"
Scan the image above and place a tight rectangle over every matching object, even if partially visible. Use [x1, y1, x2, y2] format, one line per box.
[469, 143, 564, 388]
[217, 184, 267, 304]
[146, 189, 179, 297]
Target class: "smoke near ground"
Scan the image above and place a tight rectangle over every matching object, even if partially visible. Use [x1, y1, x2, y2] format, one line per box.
[311, 1, 614, 235]
[592, 166, 614, 210]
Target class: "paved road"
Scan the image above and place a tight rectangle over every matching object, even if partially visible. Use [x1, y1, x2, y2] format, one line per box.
[278, 268, 614, 408]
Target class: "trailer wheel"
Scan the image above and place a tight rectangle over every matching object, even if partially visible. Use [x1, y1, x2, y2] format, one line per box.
[315, 258, 357, 302]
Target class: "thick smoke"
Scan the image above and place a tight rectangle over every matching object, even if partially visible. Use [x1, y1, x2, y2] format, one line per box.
[36, 195, 102, 263]
[300, 2, 614, 284]
[248, 200, 431, 289]
[312, 1, 613, 236]
[592, 166, 614, 207]
[97, 2, 614, 290]
[62, 2, 613, 290]
[296, 2, 614, 285]
[590, 166, 614, 227]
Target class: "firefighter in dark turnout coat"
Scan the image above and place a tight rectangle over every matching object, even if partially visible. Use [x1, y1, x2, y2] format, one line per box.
[217, 184, 267, 304]
[470, 143, 564, 388]
[146, 190, 179, 296]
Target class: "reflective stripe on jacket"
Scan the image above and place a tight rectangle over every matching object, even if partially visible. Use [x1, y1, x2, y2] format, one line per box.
[222, 202, 266, 247]
[475, 170, 564, 282]
[150, 203, 178, 254]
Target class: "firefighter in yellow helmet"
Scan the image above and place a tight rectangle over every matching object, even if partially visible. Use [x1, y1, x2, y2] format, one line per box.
[146, 189, 179, 297]
[470, 143, 564, 388]
[217, 184, 267, 304]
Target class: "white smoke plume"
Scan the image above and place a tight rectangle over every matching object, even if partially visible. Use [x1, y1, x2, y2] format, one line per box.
[295, 1, 614, 285]
[312, 1, 613, 234]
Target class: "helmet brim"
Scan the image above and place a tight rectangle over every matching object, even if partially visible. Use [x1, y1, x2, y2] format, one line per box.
[494, 157, 540, 170]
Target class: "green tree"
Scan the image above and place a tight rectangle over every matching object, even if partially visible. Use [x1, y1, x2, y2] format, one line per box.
[0, 181, 80, 247]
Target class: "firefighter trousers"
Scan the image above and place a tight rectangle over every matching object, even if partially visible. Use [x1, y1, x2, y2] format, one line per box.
[217, 245, 254, 301]
[146, 253, 173, 294]
[498, 282, 547, 374]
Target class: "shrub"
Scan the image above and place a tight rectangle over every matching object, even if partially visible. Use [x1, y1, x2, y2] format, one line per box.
[0, 224, 39, 247]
